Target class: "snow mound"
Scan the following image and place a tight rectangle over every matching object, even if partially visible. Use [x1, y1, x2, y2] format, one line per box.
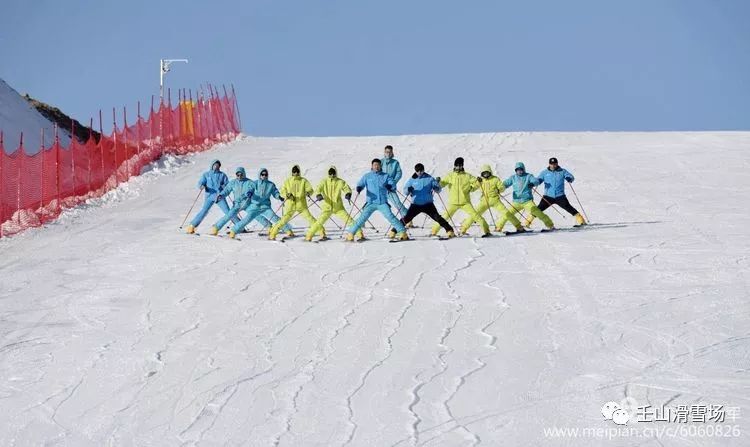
[0, 78, 71, 153]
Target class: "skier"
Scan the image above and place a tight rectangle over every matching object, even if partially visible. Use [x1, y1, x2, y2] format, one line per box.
[525, 157, 586, 227]
[185, 159, 240, 234]
[381, 145, 409, 221]
[268, 164, 316, 240]
[496, 162, 555, 231]
[344, 158, 408, 241]
[389, 163, 454, 238]
[226, 168, 290, 238]
[305, 166, 362, 241]
[472, 164, 526, 233]
[208, 167, 254, 235]
[430, 157, 491, 237]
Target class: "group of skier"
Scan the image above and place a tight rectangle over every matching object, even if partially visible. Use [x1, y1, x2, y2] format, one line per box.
[184, 145, 587, 241]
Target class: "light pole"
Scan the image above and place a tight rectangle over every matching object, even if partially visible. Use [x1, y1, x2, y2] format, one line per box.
[159, 58, 188, 103]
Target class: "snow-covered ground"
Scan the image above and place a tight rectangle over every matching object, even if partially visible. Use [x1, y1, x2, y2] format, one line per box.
[1, 132, 749, 446]
[0, 78, 71, 154]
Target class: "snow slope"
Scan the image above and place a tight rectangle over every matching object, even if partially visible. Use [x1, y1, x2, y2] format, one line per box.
[1, 132, 749, 446]
[0, 78, 71, 154]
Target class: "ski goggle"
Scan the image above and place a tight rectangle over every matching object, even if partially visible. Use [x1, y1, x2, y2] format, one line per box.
[236, 172, 244, 177]
[515, 168, 525, 174]
[481, 171, 491, 178]
[453, 166, 464, 172]
[328, 169, 336, 176]
[291, 167, 300, 174]
[260, 171, 268, 177]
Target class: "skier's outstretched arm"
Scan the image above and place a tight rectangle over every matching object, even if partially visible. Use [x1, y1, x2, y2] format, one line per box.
[564, 169, 574, 183]
[197, 173, 208, 189]
[355, 175, 367, 193]
[403, 178, 414, 196]
[431, 178, 442, 193]
[271, 184, 282, 201]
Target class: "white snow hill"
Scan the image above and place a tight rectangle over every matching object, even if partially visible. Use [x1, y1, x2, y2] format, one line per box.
[1, 132, 749, 446]
[0, 78, 71, 153]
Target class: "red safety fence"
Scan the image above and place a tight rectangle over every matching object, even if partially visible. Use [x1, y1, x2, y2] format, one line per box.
[0, 84, 241, 237]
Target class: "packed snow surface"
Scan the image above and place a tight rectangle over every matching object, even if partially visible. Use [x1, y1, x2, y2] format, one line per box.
[1, 132, 749, 446]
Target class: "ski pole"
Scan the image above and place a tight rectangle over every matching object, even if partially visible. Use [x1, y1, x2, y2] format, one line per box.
[568, 183, 590, 223]
[341, 191, 360, 238]
[478, 180, 497, 228]
[396, 189, 438, 227]
[349, 201, 378, 232]
[179, 187, 203, 228]
[497, 193, 529, 224]
[392, 189, 411, 237]
[393, 190, 411, 206]
[308, 195, 343, 230]
[421, 190, 436, 227]
[533, 188, 566, 218]
[436, 191, 460, 235]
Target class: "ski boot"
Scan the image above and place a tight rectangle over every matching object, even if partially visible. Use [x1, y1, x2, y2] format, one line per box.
[186, 224, 196, 234]
[208, 226, 219, 236]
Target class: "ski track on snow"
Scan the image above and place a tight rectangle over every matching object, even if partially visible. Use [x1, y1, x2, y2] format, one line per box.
[2, 132, 750, 446]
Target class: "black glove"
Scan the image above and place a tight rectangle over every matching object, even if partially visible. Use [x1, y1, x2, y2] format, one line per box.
[214, 194, 223, 203]
[279, 197, 285, 203]
[411, 173, 418, 179]
[435, 177, 441, 183]
[286, 193, 294, 200]
[316, 194, 324, 202]
[245, 191, 253, 199]
[356, 186, 363, 193]
[407, 186, 415, 194]
[476, 176, 483, 183]
[385, 184, 394, 191]
[344, 192, 352, 201]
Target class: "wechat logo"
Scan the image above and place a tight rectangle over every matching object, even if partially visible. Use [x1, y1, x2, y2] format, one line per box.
[601, 399, 636, 425]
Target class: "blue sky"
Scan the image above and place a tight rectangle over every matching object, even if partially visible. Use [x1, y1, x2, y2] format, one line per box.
[1, 0, 748, 136]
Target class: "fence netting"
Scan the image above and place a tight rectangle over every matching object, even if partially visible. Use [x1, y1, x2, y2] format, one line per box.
[0, 85, 241, 237]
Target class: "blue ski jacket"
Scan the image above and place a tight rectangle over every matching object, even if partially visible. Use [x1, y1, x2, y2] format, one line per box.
[381, 156, 403, 184]
[356, 170, 396, 205]
[404, 173, 440, 205]
[502, 162, 539, 203]
[197, 159, 229, 198]
[249, 167, 282, 207]
[219, 167, 254, 207]
[536, 167, 574, 198]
